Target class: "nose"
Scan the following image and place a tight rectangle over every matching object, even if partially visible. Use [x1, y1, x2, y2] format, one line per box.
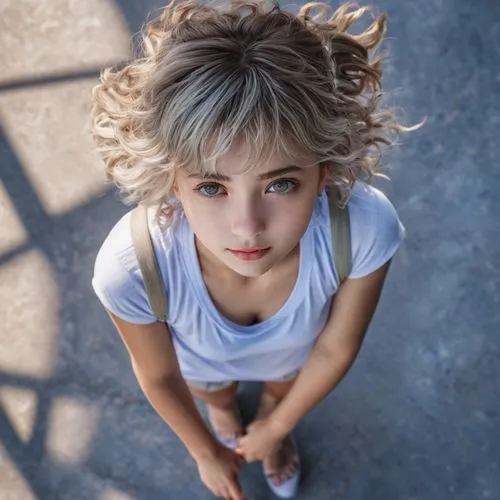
[229, 195, 266, 240]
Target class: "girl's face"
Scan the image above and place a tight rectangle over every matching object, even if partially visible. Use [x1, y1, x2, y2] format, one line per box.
[173, 144, 327, 278]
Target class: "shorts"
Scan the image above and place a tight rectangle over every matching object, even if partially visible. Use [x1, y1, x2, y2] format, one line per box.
[186, 369, 300, 393]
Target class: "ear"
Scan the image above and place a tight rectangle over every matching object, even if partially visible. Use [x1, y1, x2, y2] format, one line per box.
[317, 162, 330, 194]
[172, 176, 182, 201]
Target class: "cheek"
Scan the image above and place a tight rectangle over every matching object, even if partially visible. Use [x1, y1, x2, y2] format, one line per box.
[269, 195, 316, 234]
[183, 198, 226, 235]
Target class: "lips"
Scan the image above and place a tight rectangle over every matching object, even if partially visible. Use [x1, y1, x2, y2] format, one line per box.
[228, 247, 271, 261]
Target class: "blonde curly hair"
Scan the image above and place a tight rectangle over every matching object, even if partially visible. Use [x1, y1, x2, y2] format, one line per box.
[91, 0, 410, 227]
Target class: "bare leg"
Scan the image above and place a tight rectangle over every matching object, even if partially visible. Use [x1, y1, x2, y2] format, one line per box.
[188, 382, 243, 443]
[257, 379, 300, 485]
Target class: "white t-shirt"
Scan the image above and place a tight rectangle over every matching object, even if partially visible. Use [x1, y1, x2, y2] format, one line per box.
[92, 182, 405, 382]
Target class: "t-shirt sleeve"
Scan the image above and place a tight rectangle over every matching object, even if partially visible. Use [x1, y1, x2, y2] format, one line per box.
[348, 187, 406, 279]
[91, 241, 158, 324]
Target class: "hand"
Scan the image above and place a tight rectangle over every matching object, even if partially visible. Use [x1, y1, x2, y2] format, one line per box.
[196, 445, 246, 500]
[236, 417, 285, 463]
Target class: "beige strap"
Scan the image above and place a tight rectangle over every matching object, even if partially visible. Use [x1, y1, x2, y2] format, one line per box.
[328, 188, 352, 282]
[130, 205, 168, 322]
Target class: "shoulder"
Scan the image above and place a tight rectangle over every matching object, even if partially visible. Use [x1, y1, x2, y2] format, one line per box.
[94, 210, 138, 277]
[347, 182, 403, 232]
[346, 182, 406, 279]
[91, 208, 180, 324]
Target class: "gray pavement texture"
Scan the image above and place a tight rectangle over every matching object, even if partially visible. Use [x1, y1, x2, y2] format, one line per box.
[0, 0, 499, 499]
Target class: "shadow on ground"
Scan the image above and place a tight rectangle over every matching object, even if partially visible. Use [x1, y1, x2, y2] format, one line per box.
[0, 0, 499, 499]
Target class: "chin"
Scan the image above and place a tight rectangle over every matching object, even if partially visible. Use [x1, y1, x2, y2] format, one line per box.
[228, 261, 273, 278]
[240, 267, 270, 278]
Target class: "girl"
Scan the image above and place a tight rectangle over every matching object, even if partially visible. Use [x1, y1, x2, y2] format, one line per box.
[91, 0, 410, 498]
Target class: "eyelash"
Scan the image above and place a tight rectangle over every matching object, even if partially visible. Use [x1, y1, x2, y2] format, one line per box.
[194, 179, 300, 198]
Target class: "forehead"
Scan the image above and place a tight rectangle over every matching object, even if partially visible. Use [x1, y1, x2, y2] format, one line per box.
[184, 140, 317, 178]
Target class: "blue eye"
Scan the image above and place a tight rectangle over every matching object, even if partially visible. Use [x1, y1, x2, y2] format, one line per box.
[196, 183, 224, 197]
[267, 179, 298, 194]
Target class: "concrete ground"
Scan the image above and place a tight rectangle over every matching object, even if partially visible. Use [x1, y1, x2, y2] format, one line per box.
[0, 0, 499, 499]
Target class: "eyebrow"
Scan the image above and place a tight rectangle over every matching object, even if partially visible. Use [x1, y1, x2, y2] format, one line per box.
[187, 165, 303, 181]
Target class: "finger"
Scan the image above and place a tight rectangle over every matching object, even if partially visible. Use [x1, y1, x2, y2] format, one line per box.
[227, 477, 245, 500]
[231, 456, 243, 470]
[226, 486, 243, 500]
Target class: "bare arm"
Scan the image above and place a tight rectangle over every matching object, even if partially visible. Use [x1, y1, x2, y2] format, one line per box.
[268, 261, 392, 435]
[106, 311, 219, 461]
